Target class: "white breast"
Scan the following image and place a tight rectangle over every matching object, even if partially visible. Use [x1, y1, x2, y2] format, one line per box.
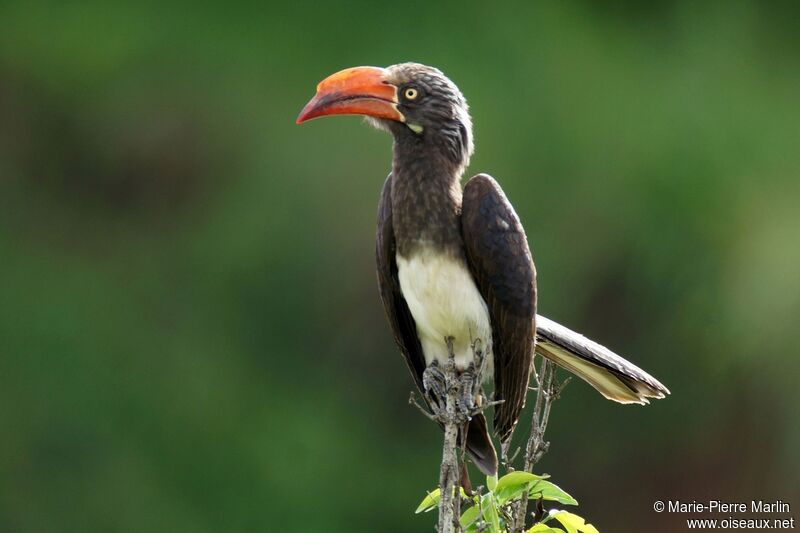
[396, 249, 493, 374]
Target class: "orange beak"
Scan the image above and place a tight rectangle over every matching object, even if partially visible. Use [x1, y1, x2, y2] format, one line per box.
[296, 66, 404, 124]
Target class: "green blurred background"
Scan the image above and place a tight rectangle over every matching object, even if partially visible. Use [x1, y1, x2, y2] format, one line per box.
[1, 2, 799, 531]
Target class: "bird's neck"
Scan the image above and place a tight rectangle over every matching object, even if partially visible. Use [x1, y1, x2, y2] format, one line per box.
[390, 137, 464, 258]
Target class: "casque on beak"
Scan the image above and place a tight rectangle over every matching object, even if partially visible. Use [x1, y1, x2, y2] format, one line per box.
[296, 66, 404, 124]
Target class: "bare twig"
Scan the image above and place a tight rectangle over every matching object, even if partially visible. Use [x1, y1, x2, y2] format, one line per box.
[409, 391, 438, 422]
[503, 446, 521, 467]
[509, 354, 559, 532]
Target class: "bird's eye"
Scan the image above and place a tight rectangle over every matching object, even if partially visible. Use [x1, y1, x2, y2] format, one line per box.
[404, 87, 419, 100]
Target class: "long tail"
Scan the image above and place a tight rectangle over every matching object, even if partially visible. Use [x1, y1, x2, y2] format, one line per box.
[535, 315, 670, 404]
[464, 412, 498, 476]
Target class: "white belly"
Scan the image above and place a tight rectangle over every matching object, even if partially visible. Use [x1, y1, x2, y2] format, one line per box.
[396, 249, 493, 376]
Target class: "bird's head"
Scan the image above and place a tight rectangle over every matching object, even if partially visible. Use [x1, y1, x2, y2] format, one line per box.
[297, 63, 473, 170]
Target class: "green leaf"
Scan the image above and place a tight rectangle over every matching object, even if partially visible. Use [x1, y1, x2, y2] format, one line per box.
[414, 487, 469, 514]
[527, 525, 563, 533]
[549, 511, 599, 533]
[528, 480, 579, 506]
[495, 483, 531, 505]
[460, 505, 481, 530]
[550, 511, 578, 533]
[494, 471, 548, 504]
[482, 493, 503, 533]
[495, 471, 548, 491]
[486, 473, 498, 492]
[415, 489, 441, 513]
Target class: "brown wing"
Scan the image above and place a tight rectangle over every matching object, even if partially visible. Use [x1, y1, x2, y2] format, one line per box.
[461, 174, 537, 443]
[376, 174, 426, 392]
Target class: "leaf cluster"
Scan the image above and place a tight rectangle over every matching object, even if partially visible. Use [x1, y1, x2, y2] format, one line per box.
[415, 472, 599, 533]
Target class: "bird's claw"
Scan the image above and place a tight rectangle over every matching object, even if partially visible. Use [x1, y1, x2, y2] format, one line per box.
[458, 364, 478, 414]
[423, 361, 446, 410]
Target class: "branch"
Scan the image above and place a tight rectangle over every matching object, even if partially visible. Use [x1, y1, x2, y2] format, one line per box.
[409, 342, 565, 532]
[436, 337, 462, 533]
[509, 354, 562, 532]
[411, 338, 489, 533]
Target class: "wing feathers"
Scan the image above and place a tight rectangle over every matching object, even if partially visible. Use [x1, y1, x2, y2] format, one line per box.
[376, 174, 426, 392]
[462, 174, 537, 443]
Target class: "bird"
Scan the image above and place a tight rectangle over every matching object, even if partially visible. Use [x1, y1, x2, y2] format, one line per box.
[296, 63, 669, 476]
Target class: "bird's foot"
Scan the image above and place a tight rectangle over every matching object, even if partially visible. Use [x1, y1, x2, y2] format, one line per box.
[422, 361, 447, 412]
[458, 364, 478, 415]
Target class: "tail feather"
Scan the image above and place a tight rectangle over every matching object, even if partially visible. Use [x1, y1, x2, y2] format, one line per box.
[535, 315, 670, 404]
[464, 412, 498, 476]
[443, 315, 667, 478]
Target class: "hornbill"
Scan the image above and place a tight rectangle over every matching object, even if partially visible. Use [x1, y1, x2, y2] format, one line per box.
[297, 63, 669, 476]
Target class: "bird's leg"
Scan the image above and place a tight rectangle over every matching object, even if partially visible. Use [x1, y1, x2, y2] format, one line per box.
[425, 337, 478, 424]
[444, 336, 472, 425]
[471, 338, 487, 399]
[458, 362, 477, 415]
[456, 337, 487, 416]
[423, 361, 447, 413]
